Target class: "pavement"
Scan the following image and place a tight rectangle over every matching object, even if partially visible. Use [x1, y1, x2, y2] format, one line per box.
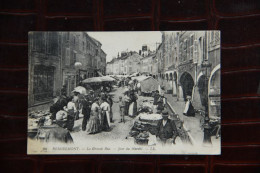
[164, 93, 220, 147]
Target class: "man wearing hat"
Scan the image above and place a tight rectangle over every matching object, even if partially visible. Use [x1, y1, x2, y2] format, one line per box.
[88, 90, 95, 104]
[156, 110, 178, 145]
[153, 90, 160, 105]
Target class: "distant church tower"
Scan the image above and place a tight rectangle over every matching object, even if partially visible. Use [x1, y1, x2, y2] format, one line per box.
[141, 44, 149, 57]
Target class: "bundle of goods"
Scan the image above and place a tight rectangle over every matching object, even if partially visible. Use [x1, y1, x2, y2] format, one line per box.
[138, 113, 162, 124]
[28, 111, 52, 139]
[135, 131, 149, 145]
[129, 112, 163, 145]
[138, 99, 155, 113]
[138, 113, 162, 135]
[55, 110, 68, 128]
[129, 121, 150, 145]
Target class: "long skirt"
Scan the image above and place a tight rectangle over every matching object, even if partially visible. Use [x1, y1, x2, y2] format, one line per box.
[183, 101, 195, 117]
[66, 110, 75, 131]
[100, 111, 110, 131]
[125, 102, 130, 116]
[86, 114, 100, 134]
[128, 101, 137, 117]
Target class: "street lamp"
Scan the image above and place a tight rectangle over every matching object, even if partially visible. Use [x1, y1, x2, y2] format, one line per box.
[201, 59, 212, 146]
[74, 62, 82, 86]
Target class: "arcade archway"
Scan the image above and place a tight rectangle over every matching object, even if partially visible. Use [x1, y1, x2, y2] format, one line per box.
[180, 72, 194, 101]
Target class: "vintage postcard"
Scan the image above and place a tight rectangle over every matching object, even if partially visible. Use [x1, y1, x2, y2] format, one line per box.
[27, 31, 221, 154]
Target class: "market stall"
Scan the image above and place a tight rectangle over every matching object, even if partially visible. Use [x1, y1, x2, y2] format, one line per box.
[28, 110, 74, 143]
[132, 76, 159, 96]
[82, 76, 116, 92]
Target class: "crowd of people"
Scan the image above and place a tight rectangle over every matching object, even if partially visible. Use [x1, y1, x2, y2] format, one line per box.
[49, 77, 141, 135]
[47, 75, 188, 145]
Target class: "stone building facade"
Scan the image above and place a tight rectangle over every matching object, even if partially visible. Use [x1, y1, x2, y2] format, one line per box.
[28, 32, 106, 109]
[28, 32, 62, 108]
[106, 51, 142, 75]
[156, 31, 220, 117]
[140, 54, 156, 75]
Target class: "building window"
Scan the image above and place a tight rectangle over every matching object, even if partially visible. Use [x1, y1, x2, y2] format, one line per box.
[58, 35, 62, 56]
[190, 35, 194, 60]
[33, 65, 54, 102]
[66, 32, 69, 41]
[184, 40, 188, 61]
[46, 32, 51, 54]
[73, 36, 76, 45]
[65, 48, 70, 65]
[129, 67, 132, 72]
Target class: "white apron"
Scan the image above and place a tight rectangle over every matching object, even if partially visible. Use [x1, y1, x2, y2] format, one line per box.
[183, 100, 190, 114]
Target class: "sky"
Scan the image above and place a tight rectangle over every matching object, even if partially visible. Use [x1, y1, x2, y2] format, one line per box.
[88, 32, 162, 62]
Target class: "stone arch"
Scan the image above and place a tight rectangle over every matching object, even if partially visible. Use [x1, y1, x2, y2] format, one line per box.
[208, 64, 221, 117]
[180, 72, 195, 101]
[170, 73, 173, 80]
[197, 71, 204, 83]
[208, 64, 221, 93]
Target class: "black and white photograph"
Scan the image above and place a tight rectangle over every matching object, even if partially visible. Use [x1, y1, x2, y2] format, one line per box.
[27, 31, 221, 154]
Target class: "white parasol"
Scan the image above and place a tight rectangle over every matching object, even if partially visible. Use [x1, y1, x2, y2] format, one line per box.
[72, 86, 87, 95]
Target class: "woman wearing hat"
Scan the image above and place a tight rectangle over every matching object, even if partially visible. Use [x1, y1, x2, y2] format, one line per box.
[128, 90, 138, 117]
[86, 98, 101, 134]
[100, 97, 111, 131]
[183, 95, 195, 117]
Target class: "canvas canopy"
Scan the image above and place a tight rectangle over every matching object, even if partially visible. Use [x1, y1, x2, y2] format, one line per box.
[132, 76, 159, 93]
[129, 72, 140, 77]
[82, 76, 115, 84]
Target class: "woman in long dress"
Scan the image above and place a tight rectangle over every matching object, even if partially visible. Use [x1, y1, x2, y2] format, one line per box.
[100, 98, 111, 131]
[63, 97, 77, 131]
[128, 91, 138, 117]
[107, 95, 113, 122]
[86, 98, 101, 134]
[183, 96, 195, 117]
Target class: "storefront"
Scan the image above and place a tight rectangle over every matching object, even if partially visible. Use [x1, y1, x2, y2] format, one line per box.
[28, 53, 61, 108]
[33, 65, 55, 102]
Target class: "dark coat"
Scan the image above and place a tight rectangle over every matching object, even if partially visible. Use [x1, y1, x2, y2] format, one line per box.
[156, 119, 178, 140]
[81, 99, 91, 131]
[153, 94, 160, 105]
[157, 97, 164, 111]
[184, 101, 195, 117]
[50, 96, 68, 120]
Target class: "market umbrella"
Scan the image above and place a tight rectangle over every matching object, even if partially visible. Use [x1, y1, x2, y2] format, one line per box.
[72, 86, 87, 95]
[82, 77, 103, 84]
[100, 76, 116, 82]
